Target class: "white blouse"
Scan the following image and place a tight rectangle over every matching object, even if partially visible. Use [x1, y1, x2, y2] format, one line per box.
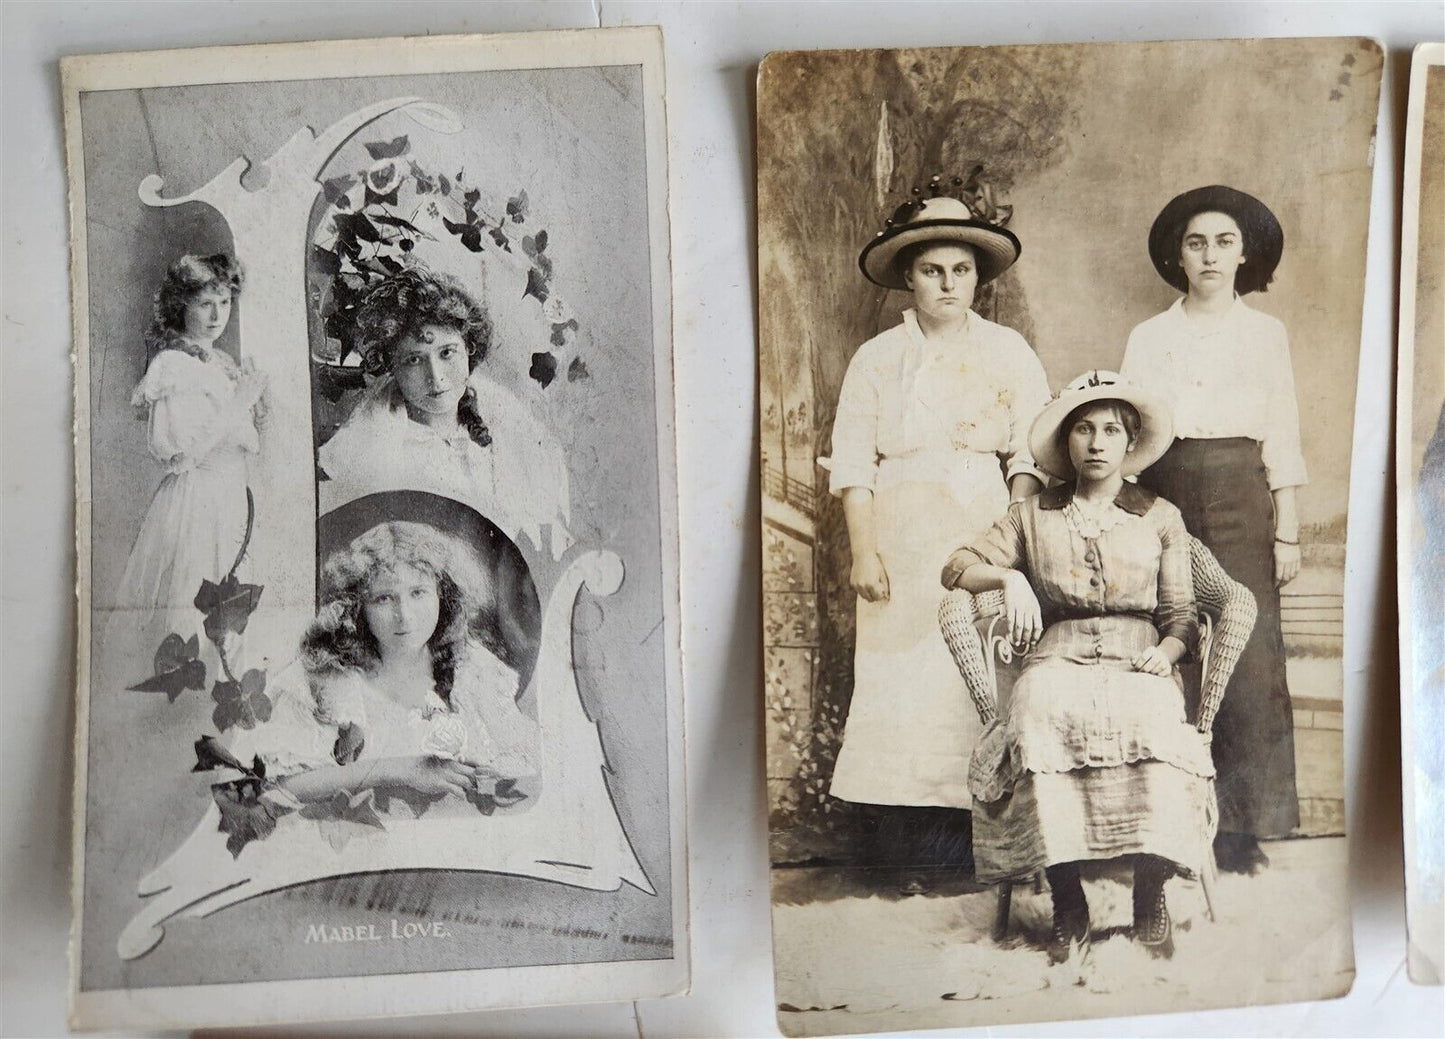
[823, 309, 1051, 495]
[1121, 297, 1308, 491]
[318, 373, 572, 558]
[131, 349, 260, 473]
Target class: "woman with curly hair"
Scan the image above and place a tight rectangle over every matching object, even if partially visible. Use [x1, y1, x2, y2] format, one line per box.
[113, 252, 268, 651]
[232, 520, 539, 803]
[318, 267, 571, 556]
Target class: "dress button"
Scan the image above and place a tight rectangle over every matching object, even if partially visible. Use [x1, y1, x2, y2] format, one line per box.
[1084, 551, 1096, 564]
[1090, 576, 1101, 588]
[1094, 645, 1104, 658]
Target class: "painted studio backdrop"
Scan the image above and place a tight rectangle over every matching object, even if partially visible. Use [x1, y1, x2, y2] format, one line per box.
[76, 62, 675, 992]
[759, 37, 1379, 1036]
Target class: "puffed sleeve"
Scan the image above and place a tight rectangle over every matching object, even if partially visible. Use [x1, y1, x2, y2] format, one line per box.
[131, 352, 246, 472]
[1002, 337, 1052, 484]
[1153, 502, 1199, 647]
[822, 350, 881, 496]
[941, 501, 1029, 588]
[1259, 320, 1308, 490]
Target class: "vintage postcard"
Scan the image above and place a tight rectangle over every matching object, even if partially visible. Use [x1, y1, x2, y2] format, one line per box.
[1397, 40, 1445, 987]
[758, 37, 1379, 1035]
[63, 26, 687, 1031]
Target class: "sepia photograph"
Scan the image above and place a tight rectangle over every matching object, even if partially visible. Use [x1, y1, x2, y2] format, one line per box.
[1396, 40, 1445, 988]
[63, 26, 687, 1031]
[758, 36, 1381, 1036]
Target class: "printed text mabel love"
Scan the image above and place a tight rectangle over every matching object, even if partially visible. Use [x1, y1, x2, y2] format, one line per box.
[304, 919, 453, 944]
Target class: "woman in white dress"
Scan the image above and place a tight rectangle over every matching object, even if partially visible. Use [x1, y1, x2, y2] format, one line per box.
[114, 253, 267, 661]
[230, 520, 539, 803]
[1121, 185, 1304, 875]
[823, 188, 1051, 887]
[318, 267, 571, 559]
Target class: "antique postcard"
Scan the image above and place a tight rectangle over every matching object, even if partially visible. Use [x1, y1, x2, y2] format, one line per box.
[63, 27, 687, 1030]
[1397, 40, 1445, 988]
[758, 37, 1379, 1035]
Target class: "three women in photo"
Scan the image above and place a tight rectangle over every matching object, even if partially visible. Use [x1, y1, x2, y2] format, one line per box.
[824, 188, 1051, 887]
[1122, 185, 1304, 874]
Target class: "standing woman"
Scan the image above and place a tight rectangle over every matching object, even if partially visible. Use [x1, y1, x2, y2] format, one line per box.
[821, 187, 1051, 886]
[115, 253, 267, 654]
[1121, 185, 1304, 874]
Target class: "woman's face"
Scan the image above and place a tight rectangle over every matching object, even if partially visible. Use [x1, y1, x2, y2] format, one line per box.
[392, 324, 470, 420]
[1067, 404, 1134, 481]
[903, 243, 978, 321]
[363, 563, 441, 662]
[182, 286, 233, 346]
[1179, 211, 1246, 296]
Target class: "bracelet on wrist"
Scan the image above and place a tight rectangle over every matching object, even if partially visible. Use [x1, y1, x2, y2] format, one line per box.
[1274, 536, 1299, 546]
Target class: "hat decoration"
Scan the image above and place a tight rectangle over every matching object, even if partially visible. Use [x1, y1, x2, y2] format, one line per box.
[859, 167, 1021, 290]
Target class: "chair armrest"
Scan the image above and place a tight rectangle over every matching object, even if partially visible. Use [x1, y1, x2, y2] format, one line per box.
[1188, 537, 1258, 733]
[938, 589, 1001, 725]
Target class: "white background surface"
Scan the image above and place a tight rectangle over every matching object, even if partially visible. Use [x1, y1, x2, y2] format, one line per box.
[3, 2, 1443, 1037]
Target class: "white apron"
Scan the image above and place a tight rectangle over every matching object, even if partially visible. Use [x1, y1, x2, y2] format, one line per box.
[829, 451, 1009, 807]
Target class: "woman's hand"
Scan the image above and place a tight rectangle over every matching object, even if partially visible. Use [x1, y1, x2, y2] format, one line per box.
[380, 755, 481, 800]
[1001, 571, 1043, 649]
[1273, 540, 1301, 587]
[850, 552, 890, 603]
[1131, 645, 1174, 677]
[236, 361, 269, 409]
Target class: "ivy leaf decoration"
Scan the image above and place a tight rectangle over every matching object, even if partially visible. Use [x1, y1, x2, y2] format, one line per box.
[521, 230, 549, 257]
[506, 190, 529, 223]
[301, 788, 386, 851]
[311, 245, 341, 278]
[529, 352, 558, 388]
[211, 668, 271, 732]
[128, 633, 206, 702]
[568, 357, 590, 383]
[438, 173, 451, 196]
[194, 574, 264, 644]
[523, 268, 550, 303]
[550, 318, 579, 347]
[213, 778, 294, 858]
[192, 734, 245, 773]
[363, 135, 409, 160]
[322, 174, 356, 206]
[488, 226, 512, 252]
[463, 187, 481, 216]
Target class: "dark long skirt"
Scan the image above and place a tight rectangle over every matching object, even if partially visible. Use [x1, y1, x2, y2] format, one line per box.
[1137, 437, 1300, 836]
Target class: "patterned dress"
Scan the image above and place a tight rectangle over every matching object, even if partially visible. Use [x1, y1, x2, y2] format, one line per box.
[943, 482, 1216, 881]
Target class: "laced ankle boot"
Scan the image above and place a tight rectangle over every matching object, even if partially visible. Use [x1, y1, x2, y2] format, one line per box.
[1046, 863, 1090, 964]
[1133, 856, 1174, 959]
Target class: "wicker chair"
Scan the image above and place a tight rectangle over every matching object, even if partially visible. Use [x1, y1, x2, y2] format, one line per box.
[937, 535, 1257, 939]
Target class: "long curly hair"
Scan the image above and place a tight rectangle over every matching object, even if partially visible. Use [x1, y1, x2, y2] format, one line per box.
[301, 522, 491, 708]
[144, 253, 244, 358]
[353, 268, 494, 446]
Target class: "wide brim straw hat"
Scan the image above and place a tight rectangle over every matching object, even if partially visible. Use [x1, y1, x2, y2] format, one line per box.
[859, 195, 1021, 290]
[1147, 185, 1283, 295]
[1028, 370, 1175, 481]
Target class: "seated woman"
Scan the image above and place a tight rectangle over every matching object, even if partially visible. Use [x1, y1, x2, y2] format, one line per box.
[232, 520, 539, 805]
[941, 372, 1216, 963]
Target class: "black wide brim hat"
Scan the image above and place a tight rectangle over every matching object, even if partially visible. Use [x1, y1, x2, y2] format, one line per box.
[858, 196, 1021, 290]
[1148, 185, 1283, 295]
